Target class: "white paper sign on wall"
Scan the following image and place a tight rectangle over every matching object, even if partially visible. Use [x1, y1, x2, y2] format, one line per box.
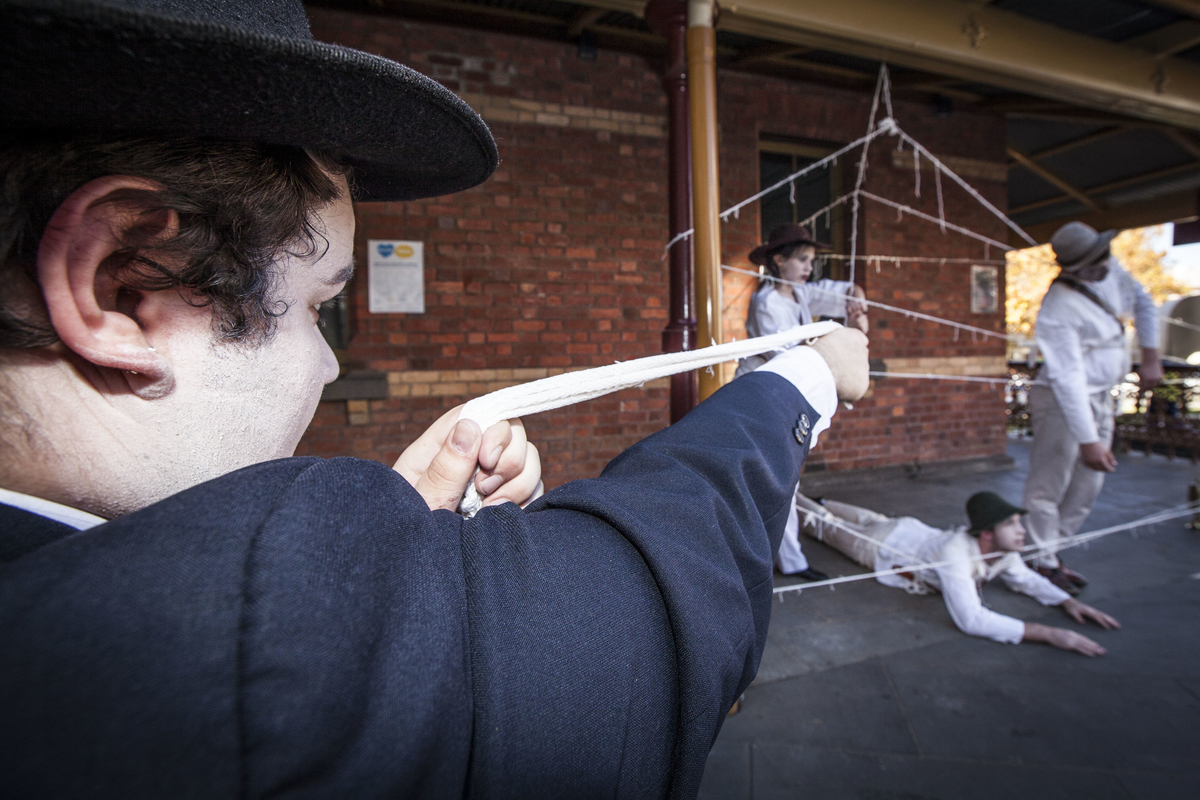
[368, 239, 424, 314]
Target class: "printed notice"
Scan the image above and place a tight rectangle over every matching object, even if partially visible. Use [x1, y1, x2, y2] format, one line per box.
[368, 240, 424, 313]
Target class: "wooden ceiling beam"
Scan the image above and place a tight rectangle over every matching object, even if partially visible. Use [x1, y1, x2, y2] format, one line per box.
[1027, 126, 1129, 160]
[1019, 188, 1200, 244]
[1126, 19, 1200, 57]
[566, 7, 607, 38]
[1007, 146, 1100, 211]
[721, 0, 1200, 130]
[1142, 1, 1200, 21]
[731, 43, 810, 68]
[1011, 160, 1200, 215]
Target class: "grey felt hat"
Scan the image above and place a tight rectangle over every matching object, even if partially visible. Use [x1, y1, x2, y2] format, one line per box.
[1050, 221, 1117, 271]
[0, 0, 498, 202]
[966, 491, 1026, 535]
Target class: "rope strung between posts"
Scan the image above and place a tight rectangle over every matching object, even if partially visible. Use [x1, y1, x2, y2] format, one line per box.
[822, 254, 1008, 266]
[454, 320, 841, 516]
[1163, 315, 1200, 335]
[774, 502, 1199, 597]
[870, 371, 1009, 385]
[721, 264, 1013, 342]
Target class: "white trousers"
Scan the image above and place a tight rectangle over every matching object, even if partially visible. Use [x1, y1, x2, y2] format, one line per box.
[1022, 385, 1114, 568]
[776, 483, 810, 574]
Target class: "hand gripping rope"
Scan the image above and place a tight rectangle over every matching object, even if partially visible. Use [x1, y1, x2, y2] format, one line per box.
[454, 320, 841, 517]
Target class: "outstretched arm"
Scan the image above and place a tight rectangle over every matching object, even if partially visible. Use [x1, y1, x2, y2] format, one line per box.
[1022, 622, 1107, 656]
[1059, 597, 1121, 630]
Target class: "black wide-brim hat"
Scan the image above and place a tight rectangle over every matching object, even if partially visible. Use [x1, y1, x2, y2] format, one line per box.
[0, 0, 498, 202]
[966, 491, 1027, 535]
[749, 223, 831, 267]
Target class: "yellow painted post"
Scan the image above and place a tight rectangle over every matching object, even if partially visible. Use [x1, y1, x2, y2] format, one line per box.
[687, 0, 723, 401]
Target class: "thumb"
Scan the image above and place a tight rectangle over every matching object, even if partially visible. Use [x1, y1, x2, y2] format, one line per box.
[415, 419, 483, 511]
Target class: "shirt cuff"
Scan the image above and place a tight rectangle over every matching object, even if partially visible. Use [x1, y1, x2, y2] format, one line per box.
[755, 346, 838, 447]
[991, 614, 1027, 645]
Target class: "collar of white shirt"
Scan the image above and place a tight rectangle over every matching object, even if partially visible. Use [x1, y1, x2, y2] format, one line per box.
[0, 487, 106, 530]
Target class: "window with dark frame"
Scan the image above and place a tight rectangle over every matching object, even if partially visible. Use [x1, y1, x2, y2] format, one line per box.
[758, 139, 845, 280]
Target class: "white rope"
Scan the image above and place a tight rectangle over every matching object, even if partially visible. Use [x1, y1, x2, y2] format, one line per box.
[455, 320, 841, 516]
[722, 264, 1014, 342]
[848, 67, 892, 285]
[1163, 315, 1200, 335]
[661, 129, 888, 260]
[822, 254, 1008, 265]
[774, 503, 1198, 595]
[799, 501, 921, 562]
[934, 166, 947, 235]
[894, 129, 1038, 247]
[870, 371, 1009, 385]
[720, 129, 886, 225]
[858, 191, 1013, 252]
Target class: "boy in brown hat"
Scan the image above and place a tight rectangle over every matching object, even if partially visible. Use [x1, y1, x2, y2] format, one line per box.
[737, 223, 870, 581]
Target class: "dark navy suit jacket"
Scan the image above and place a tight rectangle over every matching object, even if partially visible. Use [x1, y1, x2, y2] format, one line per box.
[1, 371, 820, 799]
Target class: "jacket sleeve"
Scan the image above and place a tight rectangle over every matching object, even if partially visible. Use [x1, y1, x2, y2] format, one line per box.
[1036, 293, 1101, 443]
[472, 368, 826, 798]
[936, 563, 1026, 644]
[997, 554, 1071, 606]
[242, 367, 829, 800]
[1122, 266, 1161, 351]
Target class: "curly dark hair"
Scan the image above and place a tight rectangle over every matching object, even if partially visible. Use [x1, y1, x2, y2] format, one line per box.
[0, 135, 348, 349]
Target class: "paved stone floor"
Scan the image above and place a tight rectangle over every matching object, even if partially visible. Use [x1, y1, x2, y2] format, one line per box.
[699, 438, 1200, 800]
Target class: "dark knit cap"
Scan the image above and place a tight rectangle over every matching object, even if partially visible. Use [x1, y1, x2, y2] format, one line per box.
[0, 0, 498, 202]
[966, 491, 1027, 535]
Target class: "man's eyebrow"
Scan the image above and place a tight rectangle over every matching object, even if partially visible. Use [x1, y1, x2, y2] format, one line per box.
[326, 262, 356, 286]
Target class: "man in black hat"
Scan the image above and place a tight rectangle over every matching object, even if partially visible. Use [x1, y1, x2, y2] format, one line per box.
[1022, 221, 1162, 595]
[796, 491, 1120, 655]
[0, 1, 870, 796]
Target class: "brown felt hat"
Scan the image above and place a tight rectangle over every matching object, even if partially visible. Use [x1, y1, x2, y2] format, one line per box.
[749, 223, 831, 267]
[1050, 221, 1117, 271]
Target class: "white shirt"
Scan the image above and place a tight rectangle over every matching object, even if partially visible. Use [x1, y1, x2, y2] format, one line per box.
[0, 486, 106, 530]
[874, 518, 1071, 644]
[1034, 258, 1159, 443]
[755, 345, 838, 449]
[745, 279, 856, 339]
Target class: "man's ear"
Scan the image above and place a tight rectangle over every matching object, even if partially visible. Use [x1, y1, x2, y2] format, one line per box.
[37, 176, 178, 399]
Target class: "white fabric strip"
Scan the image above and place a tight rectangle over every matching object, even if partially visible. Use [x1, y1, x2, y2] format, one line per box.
[455, 320, 841, 516]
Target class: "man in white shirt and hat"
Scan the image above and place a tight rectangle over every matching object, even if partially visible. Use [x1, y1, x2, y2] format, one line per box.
[797, 491, 1121, 655]
[1023, 222, 1162, 594]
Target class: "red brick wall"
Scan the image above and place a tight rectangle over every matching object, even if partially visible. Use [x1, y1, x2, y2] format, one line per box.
[301, 8, 672, 487]
[300, 6, 1009, 485]
[714, 72, 1010, 473]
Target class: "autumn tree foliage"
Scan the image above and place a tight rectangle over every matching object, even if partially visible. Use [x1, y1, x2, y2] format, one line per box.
[1005, 225, 1188, 338]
